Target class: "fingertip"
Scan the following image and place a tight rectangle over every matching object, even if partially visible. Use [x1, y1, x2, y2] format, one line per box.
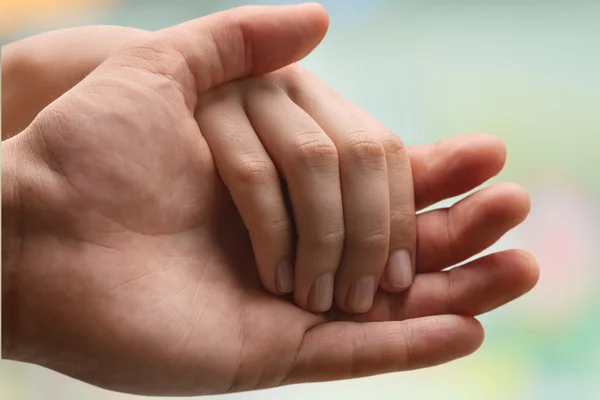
[439, 315, 485, 355]
[509, 182, 532, 220]
[414, 134, 508, 210]
[404, 315, 485, 369]
[473, 249, 540, 300]
[301, 2, 330, 33]
[468, 317, 486, 352]
[450, 133, 507, 178]
[276, 2, 329, 52]
[380, 249, 414, 294]
[505, 249, 541, 293]
[379, 275, 413, 294]
[379, 282, 412, 294]
[465, 315, 485, 344]
[265, 2, 330, 61]
[469, 133, 507, 166]
[156, 3, 331, 93]
[253, 234, 296, 296]
[493, 182, 532, 224]
[286, 316, 485, 384]
[253, 244, 295, 297]
[275, 260, 295, 294]
[416, 182, 533, 273]
[478, 182, 531, 228]
[505, 182, 531, 216]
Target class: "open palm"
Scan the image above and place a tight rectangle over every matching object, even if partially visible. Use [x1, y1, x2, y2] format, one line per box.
[2, 5, 538, 397]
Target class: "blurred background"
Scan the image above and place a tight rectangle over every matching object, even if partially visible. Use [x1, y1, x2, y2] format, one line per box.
[1, 0, 599, 399]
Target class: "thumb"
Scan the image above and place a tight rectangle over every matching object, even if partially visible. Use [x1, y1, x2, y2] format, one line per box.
[112, 3, 328, 95]
[284, 316, 484, 384]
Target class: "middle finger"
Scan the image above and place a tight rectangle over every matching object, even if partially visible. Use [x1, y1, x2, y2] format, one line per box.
[244, 80, 345, 313]
[289, 76, 416, 313]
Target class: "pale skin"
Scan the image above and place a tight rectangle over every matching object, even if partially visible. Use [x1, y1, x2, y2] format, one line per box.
[1, 3, 539, 397]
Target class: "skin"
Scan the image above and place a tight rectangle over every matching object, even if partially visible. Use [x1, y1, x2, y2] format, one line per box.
[1, 3, 539, 396]
[196, 65, 419, 313]
[4, 26, 418, 316]
[1, 25, 148, 140]
[3, 27, 417, 315]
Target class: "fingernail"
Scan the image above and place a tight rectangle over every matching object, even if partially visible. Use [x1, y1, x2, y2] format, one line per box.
[308, 273, 334, 312]
[276, 261, 294, 293]
[347, 275, 376, 313]
[386, 250, 413, 289]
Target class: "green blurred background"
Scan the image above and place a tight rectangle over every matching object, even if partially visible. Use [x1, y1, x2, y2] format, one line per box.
[1, 0, 599, 399]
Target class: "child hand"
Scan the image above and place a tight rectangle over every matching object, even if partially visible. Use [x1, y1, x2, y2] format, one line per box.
[196, 65, 416, 314]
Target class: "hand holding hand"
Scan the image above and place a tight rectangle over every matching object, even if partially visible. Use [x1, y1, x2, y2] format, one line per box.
[2, 4, 538, 396]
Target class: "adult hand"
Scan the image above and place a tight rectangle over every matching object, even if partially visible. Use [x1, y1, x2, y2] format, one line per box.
[2, 24, 530, 314]
[1, 4, 538, 396]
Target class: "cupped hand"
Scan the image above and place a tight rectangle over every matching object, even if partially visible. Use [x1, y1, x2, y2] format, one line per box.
[1, 4, 538, 396]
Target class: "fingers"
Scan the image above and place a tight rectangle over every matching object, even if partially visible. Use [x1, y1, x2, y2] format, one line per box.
[285, 70, 417, 313]
[2, 26, 149, 139]
[289, 79, 404, 314]
[335, 108, 416, 294]
[416, 182, 531, 273]
[244, 82, 344, 312]
[376, 131, 416, 294]
[400, 250, 540, 320]
[115, 3, 329, 99]
[408, 134, 507, 210]
[285, 315, 483, 384]
[347, 250, 540, 323]
[286, 248, 537, 386]
[195, 87, 295, 295]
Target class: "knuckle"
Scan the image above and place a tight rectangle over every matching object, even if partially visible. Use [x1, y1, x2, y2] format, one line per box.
[359, 231, 389, 251]
[380, 131, 409, 169]
[389, 208, 415, 244]
[312, 228, 346, 248]
[231, 157, 277, 185]
[344, 129, 387, 167]
[380, 130, 406, 156]
[347, 228, 389, 252]
[390, 207, 414, 228]
[293, 132, 339, 169]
